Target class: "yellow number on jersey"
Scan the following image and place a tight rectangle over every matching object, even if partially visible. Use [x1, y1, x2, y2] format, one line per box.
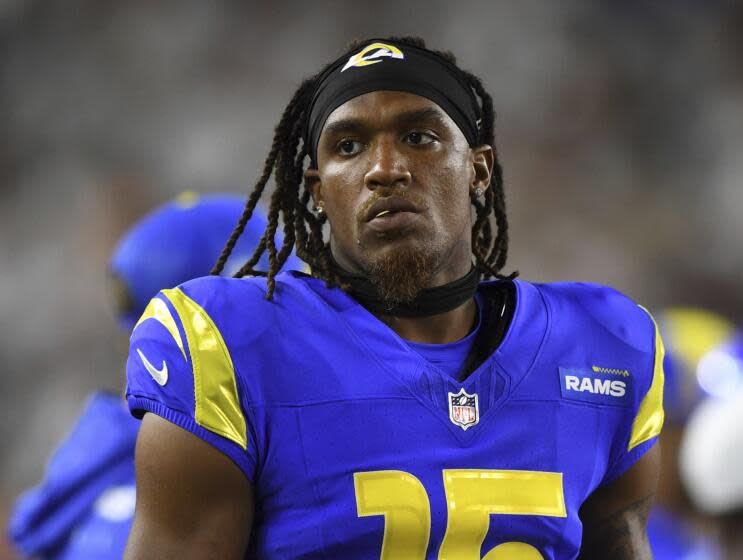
[354, 471, 430, 559]
[439, 469, 566, 559]
[354, 469, 566, 560]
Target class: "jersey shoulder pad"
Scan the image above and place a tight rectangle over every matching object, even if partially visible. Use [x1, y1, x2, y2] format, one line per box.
[536, 281, 665, 452]
[537, 281, 653, 352]
[126, 276, 254, 451]
[177, 273, 305, 332]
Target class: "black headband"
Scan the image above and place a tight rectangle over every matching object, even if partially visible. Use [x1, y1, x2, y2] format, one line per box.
[305, 40, 482, 167]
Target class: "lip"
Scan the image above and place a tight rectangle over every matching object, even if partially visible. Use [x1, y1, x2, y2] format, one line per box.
[364, 196, 420, 223]
[366, 210, 420, 234]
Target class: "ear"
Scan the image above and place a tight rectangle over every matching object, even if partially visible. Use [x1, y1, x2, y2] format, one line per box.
[471, 144, 494, 193]
[304, 168, 322, 206]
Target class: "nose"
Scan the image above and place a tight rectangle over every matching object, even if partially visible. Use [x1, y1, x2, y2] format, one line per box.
[364, 139, 412, 190]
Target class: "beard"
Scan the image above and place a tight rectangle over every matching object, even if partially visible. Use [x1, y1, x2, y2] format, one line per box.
[352, 189, 447, 307]
[361, 242, 442, 307]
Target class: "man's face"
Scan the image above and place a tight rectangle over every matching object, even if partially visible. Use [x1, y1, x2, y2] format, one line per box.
[307, 91, 492, 304]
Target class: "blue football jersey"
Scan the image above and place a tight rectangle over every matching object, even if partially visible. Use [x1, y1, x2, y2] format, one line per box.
[126, 272, 664, 559]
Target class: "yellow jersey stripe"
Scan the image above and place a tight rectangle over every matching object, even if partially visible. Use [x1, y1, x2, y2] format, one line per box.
[162, 288, 248, 450]
[133, 297, 186, 359]
[629, 308, 665, 451]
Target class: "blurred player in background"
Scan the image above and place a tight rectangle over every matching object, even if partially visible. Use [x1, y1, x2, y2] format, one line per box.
[648, 308, 733, 559]
[681, 331, 743, 560]
[8, 193, 301, 560]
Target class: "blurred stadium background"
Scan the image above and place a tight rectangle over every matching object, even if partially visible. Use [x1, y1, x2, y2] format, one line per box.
[1, 1, 742, 558]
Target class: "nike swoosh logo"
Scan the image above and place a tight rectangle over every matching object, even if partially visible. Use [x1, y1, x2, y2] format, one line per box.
[136, 348, 168, 386]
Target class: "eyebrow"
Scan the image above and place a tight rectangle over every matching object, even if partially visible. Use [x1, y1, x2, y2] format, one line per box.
[322, 107, 449, 137]
[396, 107, 449, 127]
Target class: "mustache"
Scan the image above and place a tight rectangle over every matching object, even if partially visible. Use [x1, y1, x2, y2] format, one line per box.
[355, 190, 427, 227]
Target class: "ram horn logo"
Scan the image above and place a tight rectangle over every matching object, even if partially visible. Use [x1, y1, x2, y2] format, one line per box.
[341, 42, 404, 72]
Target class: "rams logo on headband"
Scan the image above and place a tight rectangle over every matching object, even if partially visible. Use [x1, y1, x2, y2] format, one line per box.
[341, 42, 404, 72]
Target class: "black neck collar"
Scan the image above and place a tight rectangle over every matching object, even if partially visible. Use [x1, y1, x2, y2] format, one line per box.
[332, 258, 480, 318]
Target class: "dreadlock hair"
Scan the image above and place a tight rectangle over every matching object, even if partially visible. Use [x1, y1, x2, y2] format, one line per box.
[211, 36, 517, 299]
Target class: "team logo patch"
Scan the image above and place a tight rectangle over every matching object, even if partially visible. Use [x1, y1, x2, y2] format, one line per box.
[559, 367, 632, 407]
[341, 42, 404, 72]
[448, 388, 479, 430]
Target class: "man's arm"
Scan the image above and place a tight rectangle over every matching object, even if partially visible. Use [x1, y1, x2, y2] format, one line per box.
[577, 443, 660, 560]
[124, 413, 254, 560]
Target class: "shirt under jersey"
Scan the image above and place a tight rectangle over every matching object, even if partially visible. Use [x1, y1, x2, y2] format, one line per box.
[404, 295, 483, 380]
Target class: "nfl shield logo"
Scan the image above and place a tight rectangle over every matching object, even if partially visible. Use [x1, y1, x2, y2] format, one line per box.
[448, 388, 479, 430]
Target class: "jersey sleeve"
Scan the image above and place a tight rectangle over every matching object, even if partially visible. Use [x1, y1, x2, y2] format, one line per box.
[601, 306, 665, 485]
[125, 287, 258, 483]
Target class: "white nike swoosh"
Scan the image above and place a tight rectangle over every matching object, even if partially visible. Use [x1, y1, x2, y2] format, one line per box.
[136, 348, 169, 386]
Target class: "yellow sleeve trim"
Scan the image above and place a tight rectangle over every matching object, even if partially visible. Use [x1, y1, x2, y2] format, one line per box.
[133, 297, 186, 359]
[162, 288, 248, 450]
[629, 307, 665, 451]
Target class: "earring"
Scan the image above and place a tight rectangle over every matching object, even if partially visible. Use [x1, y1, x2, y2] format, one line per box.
[474, 187, 485, 199]
[313, 202, 325, 215]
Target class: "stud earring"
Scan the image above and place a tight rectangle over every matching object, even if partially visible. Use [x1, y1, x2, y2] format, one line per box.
[314, 202, 325, 215]
[474, 187, 485, 199]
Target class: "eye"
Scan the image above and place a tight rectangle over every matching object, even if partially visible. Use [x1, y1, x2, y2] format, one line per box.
[337, 139, 364, 156]
[405, 131, 437, 145]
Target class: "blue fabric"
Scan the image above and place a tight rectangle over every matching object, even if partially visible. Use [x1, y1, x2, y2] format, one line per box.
[648, 507, 720, 560]
[126, 273, 663, 559]
[405, 295, 482, 379]
[110, 193, 304, 329]
[9, 392, 138, 559]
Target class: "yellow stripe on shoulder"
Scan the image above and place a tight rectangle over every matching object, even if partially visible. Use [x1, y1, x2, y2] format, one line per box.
[161, 288, 248, 450]
[133, 297, 186, 359]
[629, 307, 665, 451]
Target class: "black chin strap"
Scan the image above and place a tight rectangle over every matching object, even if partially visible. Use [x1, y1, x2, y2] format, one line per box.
[332, 260, 479, 318]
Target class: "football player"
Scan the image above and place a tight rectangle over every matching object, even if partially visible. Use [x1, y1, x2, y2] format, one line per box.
[9, 193, 299, 559]
[125, 37, 665, 559]
[648, 308, 732, 559]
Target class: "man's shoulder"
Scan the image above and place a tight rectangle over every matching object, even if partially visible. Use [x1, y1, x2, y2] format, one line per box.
[167, 271, 349, 363]
[523, 281, 663, 439]
[518, 280, 664, 469]
[175, 273, 269, 309]
[530, 280, 646, 321]
[127, 270, 324, 394]
[526, 280, 654, 354]
[173, 270, 315, 322]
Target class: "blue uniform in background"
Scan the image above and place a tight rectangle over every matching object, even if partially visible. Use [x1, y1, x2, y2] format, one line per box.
[9, 393, 138, 559]
[647, 507, 720, 560]
[110, 192, 304, 330]
[646, 308, 735, 560]
[9, 193, 303, 559]
[126, 271, 664, 559]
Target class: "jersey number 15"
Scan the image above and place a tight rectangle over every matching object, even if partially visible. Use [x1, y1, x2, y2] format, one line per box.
[354, 469, 566, 559]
